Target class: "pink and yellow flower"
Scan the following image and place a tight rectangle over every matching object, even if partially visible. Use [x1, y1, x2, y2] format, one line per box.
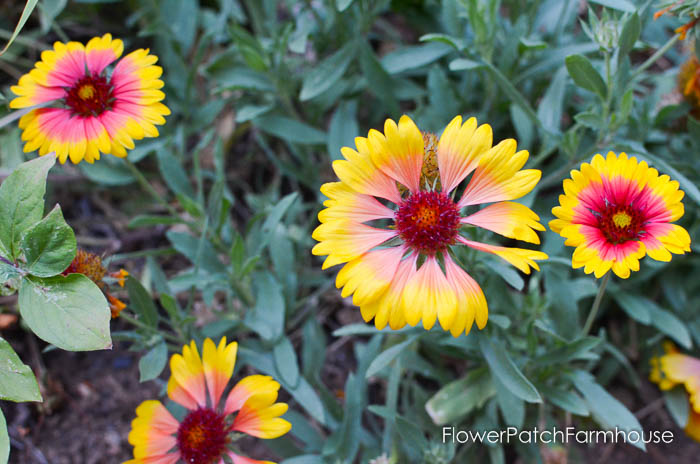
[312, 115, 548, 337]
[126, 338, 291, 464]
[10, 34, 170, 164]
[550, 152, 691, 279]
[650, 342, 700, 442]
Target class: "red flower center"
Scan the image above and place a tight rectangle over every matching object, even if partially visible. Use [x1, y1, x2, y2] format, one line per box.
[395, 191, 461, 254]
[177, 408, 228, 464]
[597, 204, 644, 244]
[65, 74, 113, 117]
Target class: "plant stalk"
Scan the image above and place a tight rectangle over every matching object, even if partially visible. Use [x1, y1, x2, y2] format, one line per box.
[582, 271, 611, 335]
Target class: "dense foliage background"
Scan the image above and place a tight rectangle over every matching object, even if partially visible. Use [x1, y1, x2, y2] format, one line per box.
[1, 0, 700, 462]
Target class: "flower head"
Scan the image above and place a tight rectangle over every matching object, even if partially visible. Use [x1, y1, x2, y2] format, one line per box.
[126, 338, 291, 464]
[10, 34, 170, 164]
[62, 249, 128, 317]
[650, 342, 700, 442]
[550, 152, 691, 279]
[312, 115, 547, 337]
[679, 55, 700, 107]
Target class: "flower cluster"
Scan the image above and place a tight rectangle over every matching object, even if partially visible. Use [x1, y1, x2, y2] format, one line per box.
[126, 338, 291, 464]
[313, 115, 548, 337]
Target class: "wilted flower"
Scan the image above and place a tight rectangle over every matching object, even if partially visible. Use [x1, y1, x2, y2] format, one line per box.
[312, 115, 547, 337]
[550, 152, 691, 279]
[62, 249, 128, 317]
[678, 55, 700, 107]
[10, 34, 170, 164]
[650, 342, 700, 441]
[126, 338, 291, 464]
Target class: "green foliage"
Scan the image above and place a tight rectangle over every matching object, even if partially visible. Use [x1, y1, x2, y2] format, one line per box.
[2, 1, 700, 463]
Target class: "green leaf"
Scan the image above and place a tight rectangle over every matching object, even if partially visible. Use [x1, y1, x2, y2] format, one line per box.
[565, 54, 607, 98]
[300, 42, 356, 101]
[0, 410, 7, 463]
[420, 33, 465, 50]
[0, 156, 54, 260]
[256, 193, 298, 253]
[235, 104, 273, 123]
[18, 274, 111, 351]
[336, 0, 354, 11]
[486, 259, 524, 290]
[244, 273, 284, 341]
[539, 386, 589, 416]
[534, 336, 601, 365]
[664, 386, 689, 428]
[212, 67, 274, 92]
[647, 305, 693, 350]
[128, 215, 185, 228]
[574, 110, 604, 129]
[425, 368, 495, 425]
[139, 340, 168, 382]
[79, 157, 136, 186]
[126, 276, 159, 327]
[254, 115, 326, 144]
[479, 336, 541, 403]
[167, 231, 226, 274]
[366, 336, 417, 378]
[21, 205, 76, 278]
[327, 100, 358, 162]
[0, 337, 41, 402]
[572, 370, 645, 450]
[613, 292, 652, 324]
[481, 61, 541, 129]
[618, 12, 641, 57]
[0, 0, 39, 56]
[381, 42, 452, 74]
[493, 374, 525, 428]
[160, 0, 199, 51]
[358, 42, 399, 114]
[634, 151, 700, 207]
[156, 148, 195, 199]
[273, 336, 300, 388]
[588, 0, 635, 12]
[537, 67, 567, 133]
[448, 58, 483, 71]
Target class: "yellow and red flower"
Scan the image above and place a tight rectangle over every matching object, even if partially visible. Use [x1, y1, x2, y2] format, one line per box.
[550, 152, 691, 279]
[10, 34, 170, 164]
[126, 338, 291, 464]
[63, 249, 128, 318]
[650, 342, 700, 442]
[312, 115, 547, 337]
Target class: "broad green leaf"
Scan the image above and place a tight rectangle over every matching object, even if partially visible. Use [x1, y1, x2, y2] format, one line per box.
[648, 305, 693, 349]
[448, 58, 483, 71]
[574, 110, 604, 129]
[486, 259, 524, 290]
[139, 340, 168, 382]
[420, 33, 466, 50]
[126, 276, 159, 327]
[156, 148, 195, 199]
[160, 0, 199, 51]
[235, 104, 273, 123]
[327, 100, 359, 162]
[80, 157, 136, 186]
[565, 54, 607, 98]
[366, 336, 417, 378]
[425, 368, 495, 425]
[273, 336, 300, 388]
[21, 205, 76, 277]
[300, 42, 356, 101]
[167, 231, 226, 274]
[534, 336, 601, 365]
[618, 12, 640, 57]
[479, 336, 541, 403]
[493, 374, 525, 428]
[635, 151, 700, 207]
[254, 115, 326, 144]
[0, 156, 54, 260]
[572, 370, 645, 450]
[0, 0, 39, 56]
[358, 42, 399, 114]
[0, 410, 7, 464]
[0, 337, 41, 402]
[19, 274, 111, 351]
[381, 42, 452, 74]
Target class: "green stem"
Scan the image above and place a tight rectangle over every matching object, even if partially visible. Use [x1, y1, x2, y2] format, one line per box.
[582, 272, 611, 335]
[632, 35, 679, 79]
[120, 312, 183, 343]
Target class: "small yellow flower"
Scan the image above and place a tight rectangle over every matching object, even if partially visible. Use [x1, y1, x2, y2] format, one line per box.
[550, 152, 691, 279]
[126, 338, 291, 464]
